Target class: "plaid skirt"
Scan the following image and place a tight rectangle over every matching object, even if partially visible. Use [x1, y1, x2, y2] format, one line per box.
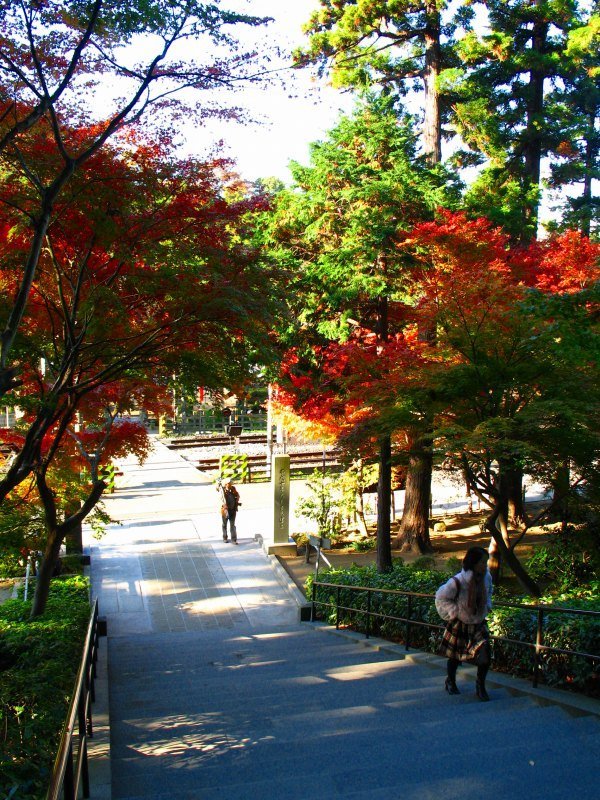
[439, 619, 490, 663]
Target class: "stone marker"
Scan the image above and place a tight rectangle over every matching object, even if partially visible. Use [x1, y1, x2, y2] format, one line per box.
[272, 453, 290, 544]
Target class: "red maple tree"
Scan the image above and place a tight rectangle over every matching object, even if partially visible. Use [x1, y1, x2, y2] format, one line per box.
[0, 128, 278, 615]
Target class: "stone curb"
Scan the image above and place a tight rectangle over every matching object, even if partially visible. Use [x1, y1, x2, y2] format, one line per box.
[85, 551, 111, 799]
[87, 631, 111, 799]
[254, 533, 312, 620]
[312, 623, 600, 719]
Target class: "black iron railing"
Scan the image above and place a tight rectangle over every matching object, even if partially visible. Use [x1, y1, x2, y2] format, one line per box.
[310, 581, 600, 689]
[46, 599, 101, 800]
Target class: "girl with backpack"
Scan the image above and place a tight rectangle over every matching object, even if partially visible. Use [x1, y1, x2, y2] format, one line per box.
[435, 546, 493, 701]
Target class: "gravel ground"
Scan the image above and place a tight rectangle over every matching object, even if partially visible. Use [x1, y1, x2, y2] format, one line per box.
[178, 441, 333, 462]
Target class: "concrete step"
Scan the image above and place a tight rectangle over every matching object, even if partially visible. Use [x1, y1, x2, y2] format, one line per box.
[109, 629, 599, 800]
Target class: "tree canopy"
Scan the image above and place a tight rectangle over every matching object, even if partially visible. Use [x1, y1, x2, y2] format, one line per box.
[0, 0, 272, 397]
[0, 124, 282, 615]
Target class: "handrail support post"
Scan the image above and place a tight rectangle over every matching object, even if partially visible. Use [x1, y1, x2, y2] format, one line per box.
[534, 607, 544, 688]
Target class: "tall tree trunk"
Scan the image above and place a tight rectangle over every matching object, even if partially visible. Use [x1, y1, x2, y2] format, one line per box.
[484, 464, 511, 584]
[553, 459, 571, 533]
[485, 505, 541, 597]
[488, 535, 502, 584]
[423, 1, 442, 165]
[357, 489, 369, 537]
[505, 464, 526, 526]
[397, 433, 433, 553]
[485, 466, 540, 594]
[31, 473, 105, 617]
[31, 525, 63, 618]
[375, 293, 392, 572]
[65, 499, 83, 555]
[376, 435, 393, 572]
[580, 111, 596, 238]
[390, 2, 441, 557]
[523, 16, 548, 236]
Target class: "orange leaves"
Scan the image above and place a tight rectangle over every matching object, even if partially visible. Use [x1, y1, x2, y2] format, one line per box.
[277, 325, 433, 438]
[528, 231, 600, 294]
[400, 210, 520, 345]
[0, 428, 26, 451]
[78, 420, 151, 466]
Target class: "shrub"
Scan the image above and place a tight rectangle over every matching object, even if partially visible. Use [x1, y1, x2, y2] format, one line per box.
[295, 469, 342, 538]
[526, 523, 600, 591]
[307, 564, 600, 696]
[412, 555, 437, 571]
[444, 556, 463, 574]
[350, 537, 376, 552]
[0, 576, 91, 800]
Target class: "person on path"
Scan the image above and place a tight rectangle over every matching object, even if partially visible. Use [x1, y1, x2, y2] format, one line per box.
[435, 545, 493, 701]
[217, 478, 241, 544]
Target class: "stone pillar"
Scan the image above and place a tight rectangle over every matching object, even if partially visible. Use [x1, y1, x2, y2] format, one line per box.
[276, 422, 285, 446]
[266, 384, 273, 480]
[272, 454, 290, 544]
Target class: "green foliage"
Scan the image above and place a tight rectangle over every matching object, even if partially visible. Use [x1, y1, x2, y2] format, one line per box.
[0, 576, 91, 800]
[0, 498, 45, 578]
[411, 555, 437, 571]
[337, 460, 378, 520]
[454, 0, 599, 237]
[526, 524, 600, 591]
[264, 95, 460, 349]
[307, 563, 600, 695]
[295, 469, 342, 538]
[464, 169, 540, 241]
[489, 586, 600, 692]
[444, 556, 463, 574]
[350, 537, 376, 552]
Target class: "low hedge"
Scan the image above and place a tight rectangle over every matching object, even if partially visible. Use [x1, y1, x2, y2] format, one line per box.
[306, 563, 600, 696]
[0, 576, 91, 800]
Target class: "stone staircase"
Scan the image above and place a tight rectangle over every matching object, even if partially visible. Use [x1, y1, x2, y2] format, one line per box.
[108, 624, 599, 800]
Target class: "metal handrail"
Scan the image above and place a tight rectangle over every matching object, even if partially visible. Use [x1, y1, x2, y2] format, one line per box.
[310, 580, 600, 689]
[46, 599, 101, 800]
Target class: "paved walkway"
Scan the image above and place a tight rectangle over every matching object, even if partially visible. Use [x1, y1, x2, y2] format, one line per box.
[88, 440, 305, 636]
[86, 438, 600, 800]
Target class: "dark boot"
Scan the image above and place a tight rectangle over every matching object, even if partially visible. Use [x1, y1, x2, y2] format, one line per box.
[445, 659, 460, 695]
[476, 663, 490, 701]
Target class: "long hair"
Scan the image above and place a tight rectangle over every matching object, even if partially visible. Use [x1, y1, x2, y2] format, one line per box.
[462, 546, 489, 614]
[463, 546, 488, 572]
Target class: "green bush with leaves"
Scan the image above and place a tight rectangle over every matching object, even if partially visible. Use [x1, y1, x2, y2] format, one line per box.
[295, 469, 343, 539]
[350, 537, 377, 552]
[0, 500, 46, 578]
[526, 523, 600, 591]
[307, 564, 600, 696]
[0, 576, 91, 800]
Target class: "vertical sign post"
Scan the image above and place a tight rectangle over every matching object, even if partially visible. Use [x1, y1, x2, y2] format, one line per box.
[272, 453, 290, 544]
[266, 383, 273, 480]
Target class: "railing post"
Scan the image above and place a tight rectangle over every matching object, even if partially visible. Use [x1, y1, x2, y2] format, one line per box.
[85, 662, 93, 738]
[311, 581, 316, 622]
[405, 595, 412, 651]
[64, 742, 75, 800]
[81, 736, 90, 799]
[336, 586, 341, 630]
[366, 589, 371, 639]
[87, 638, 95, 709]
[533, 607, 544, 688]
